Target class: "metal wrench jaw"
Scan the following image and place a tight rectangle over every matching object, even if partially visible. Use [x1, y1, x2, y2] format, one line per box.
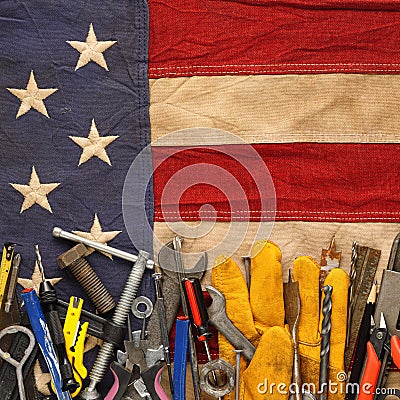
[206, 286, 256, 362]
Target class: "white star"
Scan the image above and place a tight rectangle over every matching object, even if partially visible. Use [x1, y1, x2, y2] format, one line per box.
[10, 166, 60, 213]
[67, 23, 117, 71]
[73, 213, 121, 259]
[7, 71, 58, 118]
[69, 119, 119, 166]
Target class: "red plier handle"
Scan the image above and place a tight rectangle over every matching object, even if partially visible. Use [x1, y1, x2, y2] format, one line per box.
[359, 342, 381, 400]
[390, 335, 400, 368]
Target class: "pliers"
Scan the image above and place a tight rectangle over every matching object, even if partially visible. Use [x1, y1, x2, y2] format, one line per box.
[359, 313, 400, 400]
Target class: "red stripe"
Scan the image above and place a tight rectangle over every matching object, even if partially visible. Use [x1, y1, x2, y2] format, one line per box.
[148, 0, 400, 78]
[153, 143, 400, 222]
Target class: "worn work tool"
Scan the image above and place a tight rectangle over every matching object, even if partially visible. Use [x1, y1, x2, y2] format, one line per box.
[284, 272, 303, 400]
[57, 244, 115, 314]
[374, 231, 400, 337]
[53, 227, 140, 264]
[183, 277, 226, 399]
[36, 245, 78, 393]
[80, 250, 152, 400]
[0, 312, 40, 400]
[164, 236, 204, 400]
[199, 358, 235, 398]
[345, 281, 377, 400]
[358, 313, 400, 400]
[0, 325, 35, 400]
[206, 286, 256, 362]
[0, 243, 16, 311]
[345, 244, 381, 371]
[241, 256, 251, 289]
[131, 296, 153, 340]
[232, 349, 243, 400]
[21, 288, 72, 400]
[319, 285, 332, 400]
[320, 237, 341, 289]
[153, 272, 174, 395]
[172, 237, 201, 400]
[62, 297, 89, 398]
[125, 340, 167, 400]
[173, 317, 189, 400]
[4, 253, 20, 313]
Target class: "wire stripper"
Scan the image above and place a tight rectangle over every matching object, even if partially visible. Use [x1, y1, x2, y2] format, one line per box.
[61, 296, 89, 398]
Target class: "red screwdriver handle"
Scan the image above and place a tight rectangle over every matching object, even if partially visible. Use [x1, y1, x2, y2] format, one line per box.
[359, 341, 381, 400]
[182, 278, 212, 342]
[184, 280, 202, 328]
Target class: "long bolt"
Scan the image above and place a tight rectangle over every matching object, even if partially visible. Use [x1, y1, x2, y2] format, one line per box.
[319, 285, 333, 400]
[233, 349, 243, 400]
[80, 250, 152, 400]
[57, 244, 115, 314]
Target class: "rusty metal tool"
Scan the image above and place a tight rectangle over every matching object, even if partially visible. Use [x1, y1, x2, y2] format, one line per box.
[57, 244, 115, 314]
[344, 244, 381, 371]
[320, 236, 341, 289]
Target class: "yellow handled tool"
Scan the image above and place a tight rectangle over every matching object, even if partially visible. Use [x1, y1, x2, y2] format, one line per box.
[0, 243, 15, 310]
[52, 296, 88, 397]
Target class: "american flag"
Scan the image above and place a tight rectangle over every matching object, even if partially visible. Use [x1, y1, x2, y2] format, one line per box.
[2, 0, 400, 397]
[0, 0, 153, 396]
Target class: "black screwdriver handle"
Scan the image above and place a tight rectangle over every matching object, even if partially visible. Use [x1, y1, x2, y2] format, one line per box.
[39, 281, 78, 393]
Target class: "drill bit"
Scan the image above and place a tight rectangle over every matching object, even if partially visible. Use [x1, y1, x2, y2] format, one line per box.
[346, 241, 358, 349]
[35, 245, 46, 282]
[319, 285, 333, 400]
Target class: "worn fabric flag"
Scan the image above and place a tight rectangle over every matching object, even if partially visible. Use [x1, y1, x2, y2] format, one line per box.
[148, 0, 400, 369]
[0, 0, 153, 396]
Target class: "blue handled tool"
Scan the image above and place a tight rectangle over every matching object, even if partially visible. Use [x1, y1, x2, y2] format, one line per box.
[173, 317, 190, 400]
[21, 288, 72, 400]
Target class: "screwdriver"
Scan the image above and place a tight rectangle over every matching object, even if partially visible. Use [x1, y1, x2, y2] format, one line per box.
[35, 245, 78, 393]
[182, 277, 221, 397]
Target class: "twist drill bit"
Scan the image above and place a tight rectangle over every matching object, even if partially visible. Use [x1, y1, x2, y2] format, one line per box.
[346, 242, 358, 349]
[319, 285, 333, 400]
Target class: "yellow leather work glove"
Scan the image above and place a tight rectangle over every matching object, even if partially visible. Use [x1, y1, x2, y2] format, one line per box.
[292, 257, 350, 400]
[212, 240, 294, 400]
